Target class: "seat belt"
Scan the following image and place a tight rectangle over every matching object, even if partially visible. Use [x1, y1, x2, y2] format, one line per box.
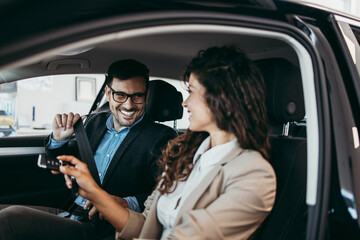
[73, 119, 101, 186]
[66, 118, 101, 213]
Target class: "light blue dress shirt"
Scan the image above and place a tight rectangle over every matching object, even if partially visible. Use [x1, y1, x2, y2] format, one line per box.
[48, 113, 144, 213]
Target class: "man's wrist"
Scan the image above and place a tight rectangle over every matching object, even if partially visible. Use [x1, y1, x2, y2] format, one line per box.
[48, 133, 69, 149]
[52, 134, 67, 142]
[51, 133, 69, 142]
[124, 196, 141, 212]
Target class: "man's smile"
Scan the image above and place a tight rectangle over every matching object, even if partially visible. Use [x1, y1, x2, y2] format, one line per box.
[120, 109, 136, 117]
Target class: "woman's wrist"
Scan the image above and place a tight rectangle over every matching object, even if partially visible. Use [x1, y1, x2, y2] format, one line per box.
[89, 186, 108, 205]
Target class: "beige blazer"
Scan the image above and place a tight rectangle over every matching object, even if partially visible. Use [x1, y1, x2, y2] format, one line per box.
[116, 146, 276, 240]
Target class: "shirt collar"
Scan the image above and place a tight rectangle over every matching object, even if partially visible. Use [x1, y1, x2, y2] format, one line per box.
[193, 136, 238, 168]
[193, 136, 211, 164]
[106, 113, 145, 132]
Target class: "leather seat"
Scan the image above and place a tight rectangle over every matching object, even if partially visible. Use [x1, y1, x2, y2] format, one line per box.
[253, 58, 307, 240]
[145, 79, 183, 122]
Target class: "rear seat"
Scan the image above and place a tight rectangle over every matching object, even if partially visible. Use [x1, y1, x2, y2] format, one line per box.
[253, 58, 308, 239]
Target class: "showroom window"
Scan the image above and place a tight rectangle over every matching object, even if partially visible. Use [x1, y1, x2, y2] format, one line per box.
[0, 75, 189, 137]
[0, 74, 105, 137]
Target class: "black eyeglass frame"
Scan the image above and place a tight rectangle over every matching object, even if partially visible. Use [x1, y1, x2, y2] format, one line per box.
[107, 85, 147, 104]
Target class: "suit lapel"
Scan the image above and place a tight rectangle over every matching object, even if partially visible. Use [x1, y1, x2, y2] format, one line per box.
[89, 124, 107, 154]
[101, 119, 149, 186]
[172, 146, 243, 226]
[86, 113, 109, 154]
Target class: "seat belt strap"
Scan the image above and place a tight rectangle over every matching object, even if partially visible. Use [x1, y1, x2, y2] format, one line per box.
[65, 118, 100, 214]
[73, 119, 101, 186]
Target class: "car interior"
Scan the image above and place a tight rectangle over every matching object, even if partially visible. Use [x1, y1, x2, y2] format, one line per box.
[0, 23, 310, 239]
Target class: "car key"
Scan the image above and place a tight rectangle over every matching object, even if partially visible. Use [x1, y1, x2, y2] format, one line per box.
[37, 153, 73, 171]
[37, 154, 79, 198]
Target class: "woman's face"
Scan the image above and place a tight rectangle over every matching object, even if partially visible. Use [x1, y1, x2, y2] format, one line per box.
[182, 74, 216, 133]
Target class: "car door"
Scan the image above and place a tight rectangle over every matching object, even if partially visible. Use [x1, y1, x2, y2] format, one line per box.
[327, 14, 360, 238]
[287, 6, 360, 239]
[0, 135, 69, 209]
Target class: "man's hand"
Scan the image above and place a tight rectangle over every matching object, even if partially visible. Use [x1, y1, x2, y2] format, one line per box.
[52, 112, 81, 141]
[85, 196, 129, 220]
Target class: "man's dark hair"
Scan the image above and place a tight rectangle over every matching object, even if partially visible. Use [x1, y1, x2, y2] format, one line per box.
[106, 59, 149, 90]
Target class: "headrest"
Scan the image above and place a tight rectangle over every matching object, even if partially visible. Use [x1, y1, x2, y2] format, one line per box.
[255, 58, 305, 124]
[145, 79, 183, 121]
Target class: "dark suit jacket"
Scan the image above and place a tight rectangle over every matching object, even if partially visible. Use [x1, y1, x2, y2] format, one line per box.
[45, 111, 177, 211]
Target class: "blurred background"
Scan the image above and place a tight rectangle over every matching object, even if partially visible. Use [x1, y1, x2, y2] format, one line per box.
[303, 0, 360, 17]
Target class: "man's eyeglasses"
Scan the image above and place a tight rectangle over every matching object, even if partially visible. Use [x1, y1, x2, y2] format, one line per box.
[107, 85, 146, 104]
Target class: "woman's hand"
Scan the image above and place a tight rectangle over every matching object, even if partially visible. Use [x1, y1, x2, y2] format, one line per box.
[85, 196, 129, 220]
[58, 155, 130, 231]
[57, 155, 101, 201]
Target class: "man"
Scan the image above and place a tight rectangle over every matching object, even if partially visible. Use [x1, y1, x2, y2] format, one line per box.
[0, 59, 177, 240]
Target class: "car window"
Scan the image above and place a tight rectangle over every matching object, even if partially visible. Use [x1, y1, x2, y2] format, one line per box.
[335, 17, 360, 78]
[0, 75, 189, 137]
[0, 74, 105, 137]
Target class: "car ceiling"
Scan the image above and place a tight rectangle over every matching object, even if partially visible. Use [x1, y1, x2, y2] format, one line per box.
[0, 29, 294, 82]
[0, 30, 295, 83]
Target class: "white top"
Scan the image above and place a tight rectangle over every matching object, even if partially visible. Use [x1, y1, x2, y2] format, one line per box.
[157, 136, 238, 239]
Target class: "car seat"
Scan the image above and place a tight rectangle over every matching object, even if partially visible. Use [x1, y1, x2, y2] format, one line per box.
[251, 58, 308, 240]
[145, 79, 183, 125]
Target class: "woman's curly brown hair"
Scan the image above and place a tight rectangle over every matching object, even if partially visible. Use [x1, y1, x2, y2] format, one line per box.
[157, 45, 270, 194]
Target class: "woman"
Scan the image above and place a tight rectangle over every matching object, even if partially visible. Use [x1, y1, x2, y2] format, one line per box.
[59, 45, 276, 239]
